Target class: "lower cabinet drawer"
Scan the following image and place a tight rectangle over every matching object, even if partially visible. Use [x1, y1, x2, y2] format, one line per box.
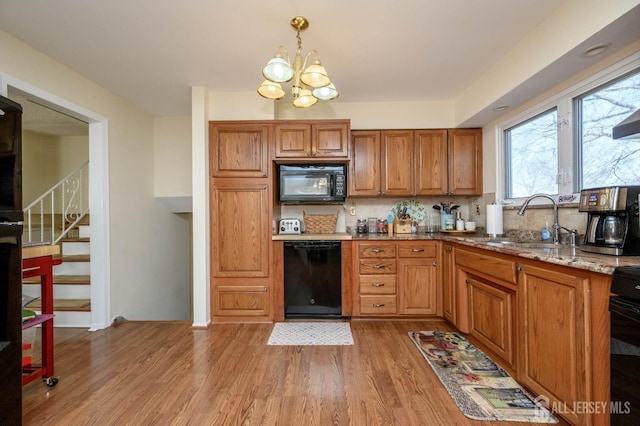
[359, 275, 396, 294]
[359, 259, 397, 274]
[359, 295, 397, 315]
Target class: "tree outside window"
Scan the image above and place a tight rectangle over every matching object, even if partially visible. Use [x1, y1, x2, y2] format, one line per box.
[505, 109, 558, 198]
[577, 71, 640, 189]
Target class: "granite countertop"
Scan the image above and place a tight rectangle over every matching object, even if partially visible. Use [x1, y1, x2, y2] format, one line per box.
[441, 235, 640, 276]
[272, 231, 640, 275]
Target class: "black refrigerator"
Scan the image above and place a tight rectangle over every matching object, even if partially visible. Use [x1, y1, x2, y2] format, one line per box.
[0, 94, 23, 425]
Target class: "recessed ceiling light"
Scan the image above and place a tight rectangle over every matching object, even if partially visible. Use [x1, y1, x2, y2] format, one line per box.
[493, 105, 509, 112]
[580, 43, 611, 58]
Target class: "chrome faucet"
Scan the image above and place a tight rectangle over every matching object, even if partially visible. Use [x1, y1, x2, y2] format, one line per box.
[517, 193, 577, 245]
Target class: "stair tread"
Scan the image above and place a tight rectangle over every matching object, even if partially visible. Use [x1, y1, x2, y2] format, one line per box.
[26, 298, 91, 312]
[61, 254, 91, 262]
[60, 237, 90, 243]
[23, 274, 90, 285]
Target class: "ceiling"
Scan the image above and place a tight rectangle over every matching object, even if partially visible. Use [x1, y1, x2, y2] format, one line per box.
[0, 1, 639, 128]
[8, 91, 88, 136]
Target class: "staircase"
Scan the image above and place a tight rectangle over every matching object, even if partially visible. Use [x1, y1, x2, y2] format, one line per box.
[23, 219, 91, 327]
[22, 162, 91, 328]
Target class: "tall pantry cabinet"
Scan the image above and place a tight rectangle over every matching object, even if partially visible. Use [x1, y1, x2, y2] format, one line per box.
[209, 122, 272, 321]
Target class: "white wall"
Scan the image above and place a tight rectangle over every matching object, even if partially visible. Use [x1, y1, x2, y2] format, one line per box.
[0, 29, 191, 322]
[275, 100, 455, 130]
[22, 132, 89, 206]
[454, 0, 640, 126]
[22, 131, 59, 206]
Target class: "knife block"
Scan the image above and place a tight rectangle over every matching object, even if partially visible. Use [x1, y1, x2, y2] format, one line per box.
[394, 218, 411, 234]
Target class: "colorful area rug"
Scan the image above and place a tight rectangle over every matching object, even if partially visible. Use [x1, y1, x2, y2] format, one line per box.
[267, 322, 354, 346]
[409, 331, 557, 423]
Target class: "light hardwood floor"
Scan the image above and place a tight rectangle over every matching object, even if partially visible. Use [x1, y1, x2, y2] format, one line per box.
[22, 320, 568, 425]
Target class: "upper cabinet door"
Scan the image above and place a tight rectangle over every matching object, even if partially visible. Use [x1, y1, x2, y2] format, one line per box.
[312, 121, 349, 158]
[381, 130, 414, 196]
[275, 120, 349, 158]
[349, 130, 381, 196]
[274, 123, 312, 158]
[448, 129, 482, 195]
[415, 129, 448, 195]
[209, 122, 270, 178]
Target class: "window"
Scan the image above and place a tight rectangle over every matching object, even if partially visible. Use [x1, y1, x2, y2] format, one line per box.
[576, 71, 640, 189]
[501, 57, 640, 201]
[504, 109, 558, 198]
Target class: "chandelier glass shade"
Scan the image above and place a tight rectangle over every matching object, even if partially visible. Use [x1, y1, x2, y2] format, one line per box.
[257, 16, 339, 107]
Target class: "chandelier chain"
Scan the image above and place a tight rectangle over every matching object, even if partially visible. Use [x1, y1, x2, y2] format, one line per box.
[296, 30, 303, 53]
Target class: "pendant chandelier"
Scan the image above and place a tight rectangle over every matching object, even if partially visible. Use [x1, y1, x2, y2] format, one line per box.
[257, 16, 339, 108]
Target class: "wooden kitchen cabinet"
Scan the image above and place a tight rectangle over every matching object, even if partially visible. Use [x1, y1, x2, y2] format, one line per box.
[349, 130, 414, 196]
[442, 243, 457, 325]
[274, 119, 349, 158]
[518, 262, 590, 426]
[209, 121, 270, 178]
[381, 130, 414, 196]
[455, 246, 517, 371]
[466, 275, 515, 368]
[416, 128, 482, 195]
[349, 131, 381, 196]
[209, 178, 272, 321]
[350, 127, 482, 197]
[210, 181, 270, 278]
[355, 241, 440, 317]
[398, 241, 439, 315]
[398, 259, 438, 315]
[213, 285, 269, 317]
[447, 129, 482, 195]
[451, 244, 610, 426]
[355, 241, 398, 316]
[415, 129, 448, 195]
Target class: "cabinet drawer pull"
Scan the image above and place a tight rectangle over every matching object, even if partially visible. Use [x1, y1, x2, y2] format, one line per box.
[371, 248, 385, 253]
[446, 247, 453, 252]
[372, 303, 385, 307]
[465, 279, 471, 284]
[411, 248, 424, 252]
[372, 265, 385, 269]
[371, 283, 385, 287]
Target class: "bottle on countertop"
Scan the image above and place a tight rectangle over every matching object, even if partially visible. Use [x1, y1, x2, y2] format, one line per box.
[541, 221, 552, 242]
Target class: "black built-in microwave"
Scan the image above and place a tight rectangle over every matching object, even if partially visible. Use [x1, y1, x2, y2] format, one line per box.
[278, 164, 346, 204]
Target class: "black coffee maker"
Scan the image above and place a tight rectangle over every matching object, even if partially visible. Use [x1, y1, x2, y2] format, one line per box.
[579, 186, 640, 256]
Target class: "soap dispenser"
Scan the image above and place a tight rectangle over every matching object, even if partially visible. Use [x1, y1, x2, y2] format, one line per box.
[541, 221, 552, 242]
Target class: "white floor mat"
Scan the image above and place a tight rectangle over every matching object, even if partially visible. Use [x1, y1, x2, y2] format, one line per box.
[267, 322, 354, 346]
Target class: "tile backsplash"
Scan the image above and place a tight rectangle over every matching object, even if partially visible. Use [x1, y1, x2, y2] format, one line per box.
[279, 193, 588, 238]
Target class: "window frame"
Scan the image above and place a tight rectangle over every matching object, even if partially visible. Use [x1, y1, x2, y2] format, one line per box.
[496, 51, 640, 205]
[503, 106, 560, 199]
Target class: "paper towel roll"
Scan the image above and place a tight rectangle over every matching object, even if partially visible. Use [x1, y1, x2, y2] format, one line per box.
[486, 204, 503, 236]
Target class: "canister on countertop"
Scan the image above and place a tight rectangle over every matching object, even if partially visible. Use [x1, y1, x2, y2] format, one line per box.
[367, 217, 377, 234]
